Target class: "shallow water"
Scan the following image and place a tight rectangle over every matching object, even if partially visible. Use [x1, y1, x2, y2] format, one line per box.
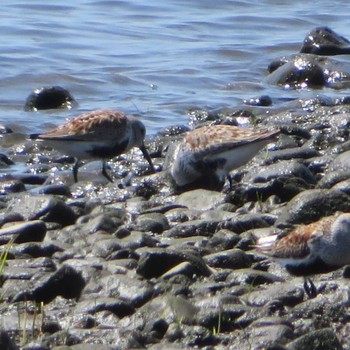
[1, 0, 350, 137]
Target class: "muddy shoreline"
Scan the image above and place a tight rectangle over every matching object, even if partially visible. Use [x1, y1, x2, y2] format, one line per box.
[1, 27, 350, 350]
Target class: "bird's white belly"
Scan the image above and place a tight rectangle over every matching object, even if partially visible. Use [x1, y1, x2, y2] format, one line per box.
[40, 140, 107, 160]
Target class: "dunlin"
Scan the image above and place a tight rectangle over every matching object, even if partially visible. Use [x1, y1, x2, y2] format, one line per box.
[170, 125, 279, 191]
[30, 109, 155, 182]
[256, 212, 350, 298]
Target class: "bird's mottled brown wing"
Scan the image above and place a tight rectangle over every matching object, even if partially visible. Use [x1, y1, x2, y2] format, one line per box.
[38, 110, 128, 141]
[259, 216, 336, 259]
[184, 125, 279, 157]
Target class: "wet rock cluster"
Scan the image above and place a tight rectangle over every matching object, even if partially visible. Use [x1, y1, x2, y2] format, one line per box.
[1, 27, 350, 350]
[267, 26, 350, 90]
[24, 86, 78, 111]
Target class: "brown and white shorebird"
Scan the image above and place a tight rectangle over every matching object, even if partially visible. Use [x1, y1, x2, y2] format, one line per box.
[30, 109, 155, 182]
[256, 212, 350, 298]
[170, 125, 280, 191]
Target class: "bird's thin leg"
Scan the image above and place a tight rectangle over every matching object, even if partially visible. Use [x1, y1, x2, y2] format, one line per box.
[139, 145, 155, 173]
[102, 160, 114, 183]
[227, 175, 233, 189]
[303, 277, 317, 298]
[73, 159, 81, 183]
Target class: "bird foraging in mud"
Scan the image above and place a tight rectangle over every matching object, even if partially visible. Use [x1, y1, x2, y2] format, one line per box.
[256, 212, 350, 298]
[30, 109, 155, 182]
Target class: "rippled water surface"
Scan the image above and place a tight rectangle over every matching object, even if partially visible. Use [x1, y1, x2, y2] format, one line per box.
[1, 0, 350, 136]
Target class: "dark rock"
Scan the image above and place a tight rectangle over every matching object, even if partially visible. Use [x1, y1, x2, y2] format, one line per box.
[91, 238, 122, 259]
[12, 264, 85, 303]
[175, 189, 226, 211]
[300, 26, 350, 55]
[6, 195, 77, 227]
[80, 213, 124, 234]
[137, 248, 212, 278]
[332, 178, 350, 195]
[244, 95, 272, 107]
[248, 317, 293, 349]
[181, 325, 219, 347]
[3, 257, 56, 277]
[266, 54, 326, 89]
[235, 230, 262, 251]
[231, 160, 316, 205]
[188, 109, 215, 126]
[76, 297, 135, 318]
[105, 258, 138, 271]
[95, 274, 154, 307]
[0, 329, 18, 350]
[227, 268, 284, 286]
[204, 249, 252, 269]
[29, 184, 72, 197]
[0, 220, 46, 244]
[160, 235, 209, 253]
[290, 297, 348, 330]
[219, 213, 272, 234]
[287, 328, 342, 350]
[185, 276, 226, 297]
[244, 282, 305, 308]
[165, 220, 220, 238]
[267, 147, 321, 163]
[120, 295, 172, 345]
[2, 257, 57, 299]
[328, 150, 350, 171]
[164, 323, 185, 342]
[206, 229, 241, 251]
[114, 231, 159, 250]
[318, 169, 350, 189]
[196, 303, 247, 332]
[39, 198, 78, 226]
[164, 208, 192, 223]
[17, 174, 47, 185]
[245, 160, 316, 184]
[135, 212, 169, 233]
[0, 154, 14, 166]
[6, 242, 63, 258]
[0, 125, 13, 134]
[279, 125, 312, 140]
[24, 86, 77, 111]
[77, 207, 126, 233]
[233, 176, 312, 204]
[41, 320, 61, 334]
[157, 124, 191, 138]
[275, 189, 350, 227]
[40, 330, 81, 348]
[143, 318, 169, 341]
[74, 314, 97, 329]
[0, 180, 25, 194]
[343, 265, 350, 278]
[132, 171, 175, 199]
[0, 212, 25, 227]
[232, 304, 268, 329]
[268, 57, 289, 73]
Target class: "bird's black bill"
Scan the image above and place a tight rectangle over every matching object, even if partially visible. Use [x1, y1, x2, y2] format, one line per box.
[73, 159, 80, 183]
[303, 277, 317, 299]
[140, 145, 155, 173]
[102, 160, 114, 183]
